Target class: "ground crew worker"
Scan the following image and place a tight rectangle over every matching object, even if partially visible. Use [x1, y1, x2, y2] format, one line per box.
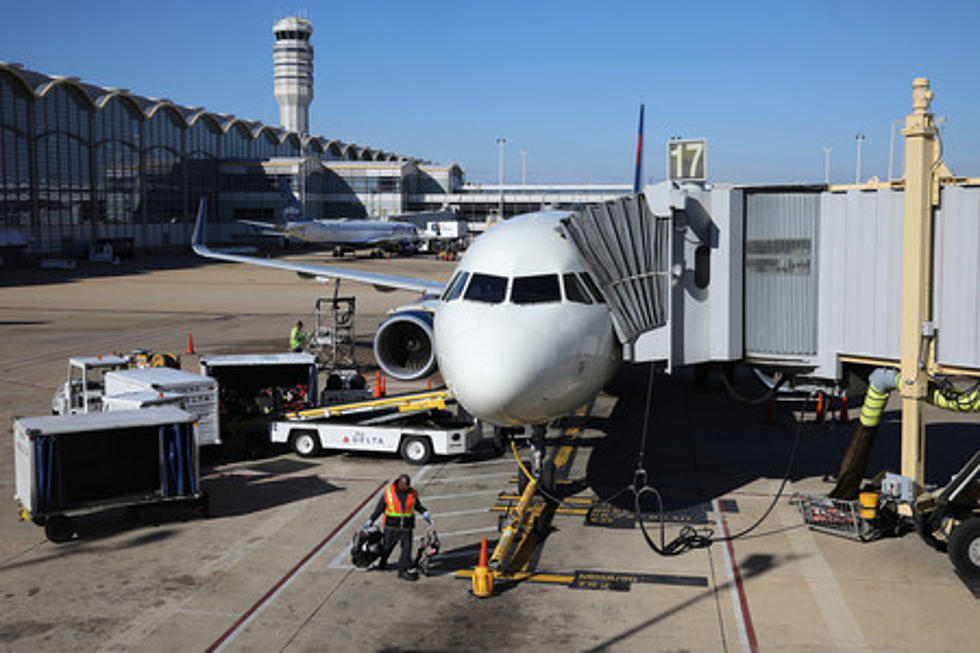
[289, 320, 307, 352]
[365, 473, 432, 581]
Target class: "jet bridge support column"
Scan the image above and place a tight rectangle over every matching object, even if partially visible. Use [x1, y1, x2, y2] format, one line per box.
[899, 78, 939, 484]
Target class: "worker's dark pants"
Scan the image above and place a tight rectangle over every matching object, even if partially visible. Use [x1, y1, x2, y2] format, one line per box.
[380, 527, 413, 572]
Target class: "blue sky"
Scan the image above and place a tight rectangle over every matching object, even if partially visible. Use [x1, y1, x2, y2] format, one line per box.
[3, 1, 979, 184]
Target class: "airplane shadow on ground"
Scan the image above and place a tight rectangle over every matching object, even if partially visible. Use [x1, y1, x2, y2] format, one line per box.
[587, 364, 980, 514]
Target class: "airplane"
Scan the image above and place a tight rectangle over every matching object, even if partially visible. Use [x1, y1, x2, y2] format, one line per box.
[193, 199, 621, 428]
[192, 106, 644, 463]
[237, 178, 420, 257]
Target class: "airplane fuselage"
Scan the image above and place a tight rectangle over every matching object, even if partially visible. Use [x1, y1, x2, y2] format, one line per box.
[434, 211, 621, 426]
[284, 219, 417, 248]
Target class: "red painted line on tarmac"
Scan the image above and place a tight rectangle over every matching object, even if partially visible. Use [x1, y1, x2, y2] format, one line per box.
[718, 500, 759, 652]
[205, 479, 387, 653]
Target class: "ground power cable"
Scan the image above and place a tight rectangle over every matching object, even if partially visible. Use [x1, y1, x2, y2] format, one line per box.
[505, 365, 808, 556]
[630, 363, 810, 557]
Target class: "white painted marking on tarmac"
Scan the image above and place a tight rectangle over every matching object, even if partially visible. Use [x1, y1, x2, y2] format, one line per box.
[423, 471, 514, 483]
[429, 507, 491, 518]
[773, 480, 869, 651]
[210, 465, 433, 653]
[713, 498, 755, 653]
[423, 489, 504, 501]
[99, 468, 429, 652]
[448, 457, 515, 468]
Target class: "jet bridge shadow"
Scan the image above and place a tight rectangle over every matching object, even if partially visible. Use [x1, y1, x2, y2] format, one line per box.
[588, 364, 980, 513]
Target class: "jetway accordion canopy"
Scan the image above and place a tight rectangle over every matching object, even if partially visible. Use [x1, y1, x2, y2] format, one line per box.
[561, 194, 671, 345]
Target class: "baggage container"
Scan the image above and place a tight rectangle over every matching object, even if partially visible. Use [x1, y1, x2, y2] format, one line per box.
[104, 368, 219, 446]
[13, 408, 207, 542]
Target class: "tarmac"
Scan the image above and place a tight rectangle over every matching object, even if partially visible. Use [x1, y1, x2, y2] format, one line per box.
[0, 250, 977, 652]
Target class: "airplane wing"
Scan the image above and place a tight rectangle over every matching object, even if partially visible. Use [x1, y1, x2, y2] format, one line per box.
[192, 199, 444, 295]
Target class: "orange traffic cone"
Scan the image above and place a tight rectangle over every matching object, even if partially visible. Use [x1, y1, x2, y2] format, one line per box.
[379, 375, 387, 397]
[186, 333, 195, 355]
[373, 371, 382, 398]
[426, 378, 432, 391]
[471, 537, 493, 597]
[815, 392, 825, 424]
[838, 393, 850, 424]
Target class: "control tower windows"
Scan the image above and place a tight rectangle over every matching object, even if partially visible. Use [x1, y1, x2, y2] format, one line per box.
[275, 31, 310, 41]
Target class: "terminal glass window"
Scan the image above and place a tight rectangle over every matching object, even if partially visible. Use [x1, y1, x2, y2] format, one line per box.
[579, 272, 607, 304]
[562, 273, 592, 304]
[35, 84, 93, 232]
[512, 274, 560, 305]
[0, 72, 32, 228]
[144, 108, 183, 223]
[442, 271, 470, 301]
[464, 273, 507, 304]
[94, 96, 141, 225]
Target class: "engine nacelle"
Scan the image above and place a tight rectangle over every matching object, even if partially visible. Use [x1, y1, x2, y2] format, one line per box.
[373, 310, 437, 380]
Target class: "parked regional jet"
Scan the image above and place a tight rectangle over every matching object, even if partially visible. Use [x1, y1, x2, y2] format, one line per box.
[193, 199, 621, 427]
[238, 179, 419, 256]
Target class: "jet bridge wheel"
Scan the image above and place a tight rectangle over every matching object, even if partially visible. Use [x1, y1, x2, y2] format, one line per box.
[290, 429, 322, 458]
[948, 516, 980, 580]
[400, 436, 432, 465]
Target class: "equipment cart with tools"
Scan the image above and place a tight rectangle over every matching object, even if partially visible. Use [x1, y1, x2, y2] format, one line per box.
[13, 407, 208, 542]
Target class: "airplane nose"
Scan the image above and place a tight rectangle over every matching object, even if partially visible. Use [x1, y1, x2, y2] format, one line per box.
[434, 305, 566, 426]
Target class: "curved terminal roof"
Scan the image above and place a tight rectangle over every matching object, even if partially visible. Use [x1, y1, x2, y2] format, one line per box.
[0, 61, 410, 163]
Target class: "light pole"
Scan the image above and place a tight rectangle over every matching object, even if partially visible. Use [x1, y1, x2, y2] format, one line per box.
[520, 148, 527, 187]
[822, 146, 832, 184]
[496, 137, 506, 220]
[888, 120, 901, 182]
[854, 133, 866, 184]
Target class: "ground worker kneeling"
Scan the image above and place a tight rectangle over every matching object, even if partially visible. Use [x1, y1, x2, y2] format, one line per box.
[289, 320, 308, 352]
[365, 473, 433, 581]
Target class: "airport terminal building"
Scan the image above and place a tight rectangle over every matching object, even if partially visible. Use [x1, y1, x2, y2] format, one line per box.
[0, 61, 477, 255]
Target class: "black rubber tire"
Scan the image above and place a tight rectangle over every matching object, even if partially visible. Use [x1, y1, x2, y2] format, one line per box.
[948, 517, 980, 580]
[44, 515, 76, 543]
[290, 429, 322, 458]
[914, 512, 948, 552]
[400, 436, 432, 465]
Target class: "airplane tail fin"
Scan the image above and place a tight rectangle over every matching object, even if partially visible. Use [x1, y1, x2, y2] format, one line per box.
[279, 177, 308, 223]
[633, 103, 644, 194]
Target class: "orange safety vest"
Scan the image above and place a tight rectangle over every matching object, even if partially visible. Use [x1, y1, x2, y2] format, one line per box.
[383, 483, 417, 523]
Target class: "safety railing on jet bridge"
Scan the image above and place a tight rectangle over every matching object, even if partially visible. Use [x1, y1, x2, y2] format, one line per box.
[561, 193, 671, 345]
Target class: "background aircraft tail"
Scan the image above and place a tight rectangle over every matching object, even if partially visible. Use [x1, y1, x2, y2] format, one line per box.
[633, 103, 644, 194]
[279, 177, 309, 223]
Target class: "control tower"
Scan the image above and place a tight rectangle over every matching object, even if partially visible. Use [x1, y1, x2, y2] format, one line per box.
[272, 16, 313, 135]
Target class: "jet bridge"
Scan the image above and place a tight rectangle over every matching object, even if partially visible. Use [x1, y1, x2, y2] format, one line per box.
[560, 193, 672, 357]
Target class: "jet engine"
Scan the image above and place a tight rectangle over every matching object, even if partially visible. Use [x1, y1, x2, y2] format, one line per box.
[373, 310, 437, 380]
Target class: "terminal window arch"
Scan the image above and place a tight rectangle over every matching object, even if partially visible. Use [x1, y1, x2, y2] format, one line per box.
[562, 273, 592, 304]
[36, 84, 94, 228]
[511, 274, 560, 305]
[464, 273, 507, 304]
[1, 73, 33, 226]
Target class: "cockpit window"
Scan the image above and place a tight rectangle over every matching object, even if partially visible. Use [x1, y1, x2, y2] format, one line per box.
[511, 274, 560, 305]
[562, 273, 592, 304]
[442, 271, 469, 301]
[579, 272, 607, 304]
[464, 273, 508, 304]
